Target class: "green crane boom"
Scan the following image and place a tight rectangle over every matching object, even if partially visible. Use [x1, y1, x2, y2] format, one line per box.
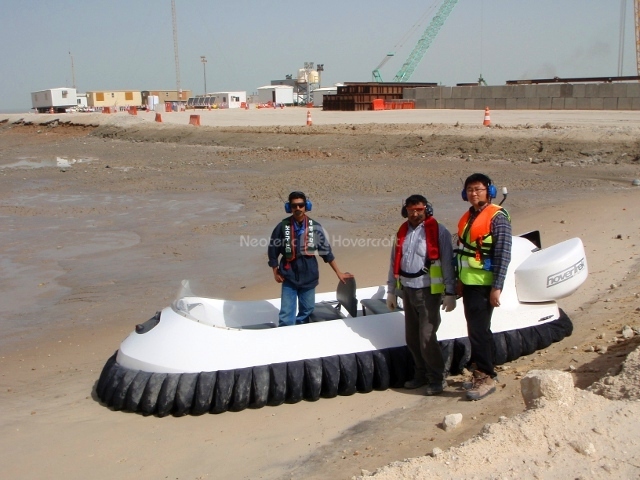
[372, 0, 459, 83]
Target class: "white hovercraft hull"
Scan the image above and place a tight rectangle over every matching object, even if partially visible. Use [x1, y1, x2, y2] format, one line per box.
[96, 234, 587, 416]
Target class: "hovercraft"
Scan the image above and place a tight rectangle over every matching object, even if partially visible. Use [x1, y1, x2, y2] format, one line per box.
[96, 231, 587, 416]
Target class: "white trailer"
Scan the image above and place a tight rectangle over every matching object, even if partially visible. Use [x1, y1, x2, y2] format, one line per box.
[257, 85, 294, 106]
[31, 88, 77, 113]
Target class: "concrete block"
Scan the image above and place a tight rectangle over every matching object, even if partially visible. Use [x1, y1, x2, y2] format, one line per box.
[483, 98, 496, 109]
[452, 87, 466, 99]
[536, 85, 551, 97]
[524, 85, 538, 98]
[559, 84, 573, 97]
[546, 84, 563, 97]
[585, 84, 599, 97]
[516, 97, 528, 109]
[404, 88, 417, 100]
[474, 98, 486, 110]
[539, 97, 552, 109]
[626, 83, 640, 98]
[617, 97, 633, 110]
[440, 87, 453, 99]
[503, 86, 517, 99]
[435, 98, 445, 109]
[452, 98, 465, 109]
[632, 98, 640, 110]
[488, 87, 501, 99]
[416, 98, 427, 109]
[576, 98, 591, 110]
[468, 86, 481, 98]
[572, 84, 586, 98]
[512, 85, 527, 97]
[603, 97, 618, 110]
[551, 97, 565, 109]
[521, 370, 575, 410]
[506, 98, 517, 109]
[464, 98, 475, 109]
[564, 97, 577, 109]
[444, 98, 454, 109]
[527, 97, 540, 109]
[590, 97, 604, 109]
[495, 98, 507, 109]
[612, 83, 627, 98]
[596, 83, 614, 98]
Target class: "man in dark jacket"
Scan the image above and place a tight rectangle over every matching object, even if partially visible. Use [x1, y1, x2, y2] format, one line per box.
[268, 191, 352, 327]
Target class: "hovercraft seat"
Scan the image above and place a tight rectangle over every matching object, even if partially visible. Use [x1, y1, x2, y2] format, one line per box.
[361, 286, 403, 316]
[309, 277, 357, 322]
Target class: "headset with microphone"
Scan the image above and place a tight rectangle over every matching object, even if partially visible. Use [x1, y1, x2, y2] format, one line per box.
[461, 173, 497, 201]
[401, 194, 433, 218]
[284, 191, 312, 213]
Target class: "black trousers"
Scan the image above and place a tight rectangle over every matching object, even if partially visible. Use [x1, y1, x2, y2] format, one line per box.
[462, 284, 497, 378]
[402, 287, 445, 384]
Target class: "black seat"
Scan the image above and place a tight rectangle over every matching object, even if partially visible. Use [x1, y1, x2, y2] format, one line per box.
[361, 296, 403, 316]
[309, 277, 357, 322]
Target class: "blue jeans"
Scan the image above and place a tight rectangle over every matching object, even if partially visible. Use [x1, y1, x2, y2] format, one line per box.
[279, 281, 315, 327]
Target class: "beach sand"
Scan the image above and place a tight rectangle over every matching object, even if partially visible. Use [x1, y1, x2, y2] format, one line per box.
[1, 109, 639, 479]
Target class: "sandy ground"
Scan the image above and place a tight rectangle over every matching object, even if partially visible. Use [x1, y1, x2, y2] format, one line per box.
[0, 109, 640, 479]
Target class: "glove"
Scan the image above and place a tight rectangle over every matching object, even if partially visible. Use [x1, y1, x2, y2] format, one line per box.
[441, 295, 456, 312]
[386, 294, 397, 311]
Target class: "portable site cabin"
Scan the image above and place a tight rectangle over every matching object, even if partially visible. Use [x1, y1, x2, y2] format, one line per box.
[257, 85, 294, 105]
[311, 86, 339, 107]
[208, 91, 247, 108]
[86, 90, 143, 110]
[31, 88, 77, 113]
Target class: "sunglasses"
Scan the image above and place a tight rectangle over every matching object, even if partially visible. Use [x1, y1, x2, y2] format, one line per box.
[290, 203, 306, 209]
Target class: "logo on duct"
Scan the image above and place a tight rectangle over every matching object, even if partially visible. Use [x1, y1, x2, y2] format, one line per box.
[546, 258, 586, 288]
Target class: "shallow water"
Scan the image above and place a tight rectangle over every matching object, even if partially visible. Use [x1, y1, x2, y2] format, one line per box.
[0, 156, 96, 169]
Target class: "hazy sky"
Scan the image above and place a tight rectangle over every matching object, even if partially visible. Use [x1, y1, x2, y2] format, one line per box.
[1, 0, 637, 112]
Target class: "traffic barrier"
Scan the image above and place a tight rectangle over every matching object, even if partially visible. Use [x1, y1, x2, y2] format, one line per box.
[372, 99, 384, 111]
[128, 106, 137, 115]
[165, 102, 172, 113]
[483, 107, 491, 126]
[189, 114, 201, 126]
[240, 102, 246, 109]
[306, 110, 312, 126]
[49, 107, 54, 114]
[155, 113, 162, 123]
[102, 107, 111, 114]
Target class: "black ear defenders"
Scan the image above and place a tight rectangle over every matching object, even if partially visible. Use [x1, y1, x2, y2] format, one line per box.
[401, 194, 433, 218]
[461, 174, 497, 201]
[284, 191, 312, 213]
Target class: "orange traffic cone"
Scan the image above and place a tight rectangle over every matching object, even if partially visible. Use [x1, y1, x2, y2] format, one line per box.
[483, 107, 491, 126]
[306, 110, 312, 126]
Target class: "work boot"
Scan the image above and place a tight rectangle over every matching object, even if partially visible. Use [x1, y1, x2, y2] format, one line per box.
[466, 371, 496, 401]
[424, 380, 448, 396]
[462, 374, 499, 390]
[404, 377, 426, 389]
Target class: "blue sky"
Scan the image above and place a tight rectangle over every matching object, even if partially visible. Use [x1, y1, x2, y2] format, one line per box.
[1, 0, 637, 112]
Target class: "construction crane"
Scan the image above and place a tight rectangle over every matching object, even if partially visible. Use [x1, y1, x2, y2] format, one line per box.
[635, 0, 640, 75]
[372, 0, 459, 82]
[171, 0, 181, 97]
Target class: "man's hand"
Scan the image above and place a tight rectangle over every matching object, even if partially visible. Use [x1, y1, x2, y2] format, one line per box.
[338, 271, 355, 284]
[273, 267, 284, 284]
[386, 294, 397, 311]
[441, 295, 456, 312]
[490, 288, 502, 307]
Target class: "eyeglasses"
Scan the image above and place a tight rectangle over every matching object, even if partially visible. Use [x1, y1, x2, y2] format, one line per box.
[406, 206, 426, 214]
[290, 203, 306, 209]
[465, 188, 487, 194]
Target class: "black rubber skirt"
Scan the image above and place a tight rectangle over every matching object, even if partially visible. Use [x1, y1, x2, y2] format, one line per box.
[95, 310, 572, 416]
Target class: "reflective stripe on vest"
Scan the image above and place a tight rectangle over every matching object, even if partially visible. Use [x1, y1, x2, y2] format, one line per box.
[394, 218, 444, 294]
[456, 205, 507, 286]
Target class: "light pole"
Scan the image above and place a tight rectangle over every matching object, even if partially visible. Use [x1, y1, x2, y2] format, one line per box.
[316, 64, 324, 88]
[200, 56, 207, 95]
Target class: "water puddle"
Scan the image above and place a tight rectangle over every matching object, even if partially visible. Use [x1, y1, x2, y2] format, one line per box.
[0, 156, 96, 169]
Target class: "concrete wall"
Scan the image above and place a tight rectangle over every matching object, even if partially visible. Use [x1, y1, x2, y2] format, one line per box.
[404, 83, 640, 110]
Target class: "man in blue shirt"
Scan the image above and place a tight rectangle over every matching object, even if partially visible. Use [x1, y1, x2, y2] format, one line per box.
[268, 191, 352, 327]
